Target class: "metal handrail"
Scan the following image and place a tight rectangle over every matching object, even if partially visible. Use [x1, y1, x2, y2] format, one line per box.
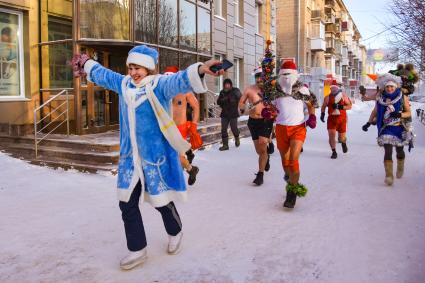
[205, 90, 221, 120]
[34, 89, 70, 158]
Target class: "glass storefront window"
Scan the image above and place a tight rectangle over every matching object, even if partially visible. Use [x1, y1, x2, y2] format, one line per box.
[159, 48, 179, 73]
[0, 9, 23, 99]
[197, 7, 211, 54]
[45, 17, 73, 89]
[159, 0, 178, 48]
[179, 0, 196, 52]
[80, 0, 130, 40]
[135, 0, 157, 44]
[179, 52, 197, 70]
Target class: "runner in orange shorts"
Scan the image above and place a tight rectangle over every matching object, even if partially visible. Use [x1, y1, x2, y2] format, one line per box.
[273, 61, 316, 209]
[166, 66, 200, 186]
[320, 82, 352, 159]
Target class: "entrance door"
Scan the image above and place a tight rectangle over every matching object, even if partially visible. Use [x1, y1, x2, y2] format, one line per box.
[79, 48, 120, 134]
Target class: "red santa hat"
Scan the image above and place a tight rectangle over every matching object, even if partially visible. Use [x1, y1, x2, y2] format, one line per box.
[164, 65, 179, 75]
[279, 60, 298, 75]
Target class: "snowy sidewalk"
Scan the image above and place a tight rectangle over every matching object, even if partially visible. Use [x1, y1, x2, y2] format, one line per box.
[1, 102, 424, 283]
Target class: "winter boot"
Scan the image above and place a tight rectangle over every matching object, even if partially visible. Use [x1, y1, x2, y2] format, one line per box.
[331, 149, 337, 159]
[235, 136, 240, 147]
[168, 232, 183, 255]
[283, 191, 297, 209]
[384, 160, 394, 186]
[219, 138, 229, 151]
[265, 155, 270, 172]
[396, 159, 405, 179]
[187, 166, 199, 186]
[341, 142, 348, 153]
[186, 150, 195, 164]
[120, 248, 147, 270]
[253, 172, 264, 186]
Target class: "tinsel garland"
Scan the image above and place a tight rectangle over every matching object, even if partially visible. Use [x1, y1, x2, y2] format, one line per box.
[286, 183, 308, 197]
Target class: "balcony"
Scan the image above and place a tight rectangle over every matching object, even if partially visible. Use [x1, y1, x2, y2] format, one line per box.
[311, 10, 324, 20]
[325, 24, 337, 34]
[342, 58, 349, 66]
[324, 7, 336, 23]
[326, 47, 336, 54]
[311, 38, 326, 51]
[325, 0, 336, 8]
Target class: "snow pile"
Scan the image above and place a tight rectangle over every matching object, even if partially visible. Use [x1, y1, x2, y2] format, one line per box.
[0, 102, 425, 282]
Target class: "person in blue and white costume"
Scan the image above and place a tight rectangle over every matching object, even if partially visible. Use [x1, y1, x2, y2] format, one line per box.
[369, 73, 413, 187]
[72, 45, 223, 270]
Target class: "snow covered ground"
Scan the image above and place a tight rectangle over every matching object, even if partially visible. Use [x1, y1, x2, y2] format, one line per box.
[1, 101, 425, 283]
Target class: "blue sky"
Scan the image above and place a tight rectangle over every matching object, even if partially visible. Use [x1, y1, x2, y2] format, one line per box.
[343, 0, 393, 49]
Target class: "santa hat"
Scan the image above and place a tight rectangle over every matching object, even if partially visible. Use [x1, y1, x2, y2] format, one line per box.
[126, 45, 158, 71]
[164, 65, 179, 75]
[376, 73, 401, 89]
[279, 60, 298, 75]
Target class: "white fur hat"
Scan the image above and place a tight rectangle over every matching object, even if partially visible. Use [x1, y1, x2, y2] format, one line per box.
[376, 73, 401, 89]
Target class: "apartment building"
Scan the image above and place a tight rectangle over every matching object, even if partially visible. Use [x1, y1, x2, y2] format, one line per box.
[211, 0, 276, 94]
[276, 0, 369, 102]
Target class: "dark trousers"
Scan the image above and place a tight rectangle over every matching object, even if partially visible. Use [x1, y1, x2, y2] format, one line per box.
[119, 181, 182, 252]
[384, 144, 405, 161]
[221, 117, 239, 140]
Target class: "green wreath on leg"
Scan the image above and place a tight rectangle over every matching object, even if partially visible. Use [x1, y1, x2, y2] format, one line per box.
[286, 183, 308, 197]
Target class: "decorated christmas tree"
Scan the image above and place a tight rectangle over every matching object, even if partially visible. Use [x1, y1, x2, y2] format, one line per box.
[259, 40, 279, 120]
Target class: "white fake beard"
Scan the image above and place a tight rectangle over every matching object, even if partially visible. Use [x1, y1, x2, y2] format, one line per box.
[278, 73, 298, 94]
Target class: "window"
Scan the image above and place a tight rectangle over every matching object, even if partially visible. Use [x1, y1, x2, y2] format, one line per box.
[179, 52, 197, 70]
[159, 0, 178, 47]
[0, 8, 24, 99]
[215, 0, 223, 17]
[135, 0, 157, 43]
[255, 3, 262, 34]
[234, 0, 243, 26]
[233, 58, 242, 88]
[198, 7, 211, 54]
[80, 0, 130, 40]
[46, 17, 73, 89]
[215, 54, 223, 93]
[180, 0, 196, 51]
[159, 48, 178, 73]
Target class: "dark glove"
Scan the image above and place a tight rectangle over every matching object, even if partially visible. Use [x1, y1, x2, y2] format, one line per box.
[240, 108, 245, 114]
[408, 140, 414, 152]
[320, 112, 325, 123]
[362, 122, 371, 132]
[71, 53, 90, 78]
[306, 114, 317, 129]
[333, 103, 344, 110]
[389, 112, 402, 118]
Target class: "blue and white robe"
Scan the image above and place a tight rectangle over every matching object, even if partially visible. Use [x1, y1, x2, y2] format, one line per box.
[84, 60, 208, 207]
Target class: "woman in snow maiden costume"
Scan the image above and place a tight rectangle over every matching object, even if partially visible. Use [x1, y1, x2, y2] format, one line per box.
[369, 73, 413, 186]
[72, 45, 222, 270]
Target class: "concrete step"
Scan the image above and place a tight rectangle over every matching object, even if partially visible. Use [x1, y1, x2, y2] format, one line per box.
[1, 142, 119, 165]
[0, 135, 119, 153]
[28, 158, 117, 174]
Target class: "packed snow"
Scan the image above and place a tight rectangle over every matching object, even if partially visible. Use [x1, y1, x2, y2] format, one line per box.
[1, 101, 424, 283]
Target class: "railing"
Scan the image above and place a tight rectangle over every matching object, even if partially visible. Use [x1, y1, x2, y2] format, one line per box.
[417, 108, 425, 125]
[34, 88, 72, 158]
[205, 90, 221, 120]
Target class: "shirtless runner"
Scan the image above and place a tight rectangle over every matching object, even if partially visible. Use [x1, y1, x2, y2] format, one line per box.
[239, 69, 273, 186]
[166, 66, 200, 186]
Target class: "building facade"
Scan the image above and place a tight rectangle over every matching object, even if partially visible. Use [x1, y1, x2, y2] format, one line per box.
[0, 0, 275, 136]
[276, 0, 369, 102]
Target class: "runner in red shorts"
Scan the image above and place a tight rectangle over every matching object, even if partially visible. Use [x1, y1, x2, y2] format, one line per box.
[320, 82, 352, 159]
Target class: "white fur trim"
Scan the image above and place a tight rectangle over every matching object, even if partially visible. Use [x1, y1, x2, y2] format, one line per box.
[126, 52, 156, 70]
[376, 73, 401, 89]
[145, 190, 188, 208]
[187, 63, 208, 94]
[84, 59, 99, 82]
[299, 86, 310, 96]
[385, 81, 398, 87]
[279, 68, 298, 75]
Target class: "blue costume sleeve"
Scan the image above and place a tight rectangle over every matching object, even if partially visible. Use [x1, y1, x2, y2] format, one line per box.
[155, 63, 208, 101]
[84, 60, 125, 95]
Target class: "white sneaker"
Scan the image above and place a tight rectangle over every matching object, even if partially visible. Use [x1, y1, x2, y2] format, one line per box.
[120, 248, 147, 270]
[168, 232, 183, 255]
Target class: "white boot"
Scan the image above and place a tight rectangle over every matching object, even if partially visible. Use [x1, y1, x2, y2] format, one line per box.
[168, 232, 183, 255]
[120, 248, 147, 270]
